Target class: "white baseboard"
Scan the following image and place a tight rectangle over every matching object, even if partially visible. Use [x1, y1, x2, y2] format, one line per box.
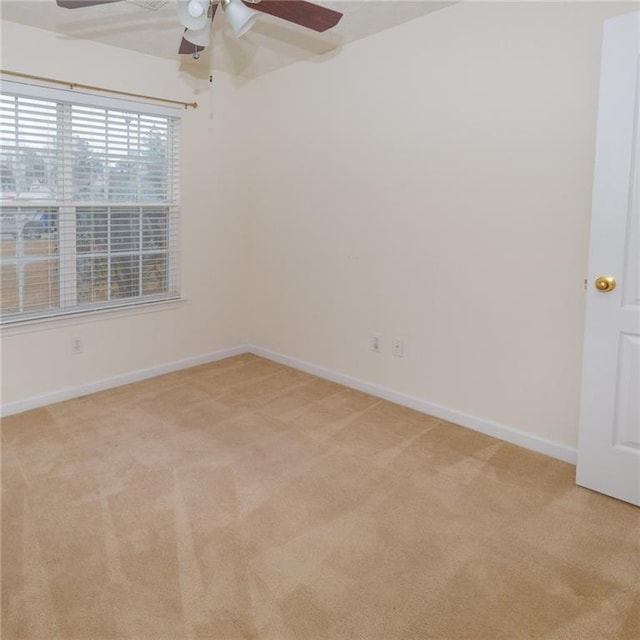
[0, 345, 248, 418]
[248, 345, 578, 465]
[2, 342, 577, 466]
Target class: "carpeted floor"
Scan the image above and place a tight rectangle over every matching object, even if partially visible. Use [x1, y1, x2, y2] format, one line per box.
[2, 354, 639, 639]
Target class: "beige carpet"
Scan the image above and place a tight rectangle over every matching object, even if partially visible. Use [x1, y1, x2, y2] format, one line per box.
[2, 354, 639, 640]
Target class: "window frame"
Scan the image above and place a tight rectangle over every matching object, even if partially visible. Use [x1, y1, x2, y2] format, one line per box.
[0, 80, 182, 327]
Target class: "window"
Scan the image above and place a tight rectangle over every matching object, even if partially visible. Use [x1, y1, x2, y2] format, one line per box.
[0, 81, 180, 325]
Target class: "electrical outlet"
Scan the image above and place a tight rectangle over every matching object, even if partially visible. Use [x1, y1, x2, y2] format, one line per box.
[392, 337, 404, 357]
[71, 336, 83, 355]
[370, 334, 381, 353]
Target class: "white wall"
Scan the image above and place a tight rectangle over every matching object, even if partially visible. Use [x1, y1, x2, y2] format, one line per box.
[241, 1, 636, 449]
[0, 21, 253, 406]
[1, 3, 635, 452]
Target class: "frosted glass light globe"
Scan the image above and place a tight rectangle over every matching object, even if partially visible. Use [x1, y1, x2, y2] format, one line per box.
[187, 0, 205, 18]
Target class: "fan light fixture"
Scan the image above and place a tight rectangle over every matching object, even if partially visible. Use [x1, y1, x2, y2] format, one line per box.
[184, 23, 211, 47]
[177, 0, 209, 30]
[187, 0, 205, 17]
[222, 0, 258, 38]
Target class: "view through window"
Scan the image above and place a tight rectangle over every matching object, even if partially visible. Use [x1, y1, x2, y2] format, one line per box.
[0, 83, 180, 324]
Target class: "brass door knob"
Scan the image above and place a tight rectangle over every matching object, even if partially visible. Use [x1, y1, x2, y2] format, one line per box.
[595, 276, 616, 292]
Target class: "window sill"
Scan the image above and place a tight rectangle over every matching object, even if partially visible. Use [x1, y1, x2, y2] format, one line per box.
[0, 297, 186, 336]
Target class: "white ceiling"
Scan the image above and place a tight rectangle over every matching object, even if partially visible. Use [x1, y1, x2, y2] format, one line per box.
[0, 1, 454, 78]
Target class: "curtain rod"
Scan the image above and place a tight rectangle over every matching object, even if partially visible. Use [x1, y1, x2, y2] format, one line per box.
[0, 69, 198, 110]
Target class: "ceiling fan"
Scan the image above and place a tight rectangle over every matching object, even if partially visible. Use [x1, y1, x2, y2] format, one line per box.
[56, 0, 344, 60]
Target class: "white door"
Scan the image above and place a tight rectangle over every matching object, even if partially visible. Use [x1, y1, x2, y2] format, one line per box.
[577, 11, 640, 506]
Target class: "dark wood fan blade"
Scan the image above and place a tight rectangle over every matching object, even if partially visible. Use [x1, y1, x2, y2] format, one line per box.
[243, 1, 342, 32]
[57, 0, 123, 8]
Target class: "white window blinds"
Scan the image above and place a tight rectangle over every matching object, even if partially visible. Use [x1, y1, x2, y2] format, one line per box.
[0, 81, 181, 325]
